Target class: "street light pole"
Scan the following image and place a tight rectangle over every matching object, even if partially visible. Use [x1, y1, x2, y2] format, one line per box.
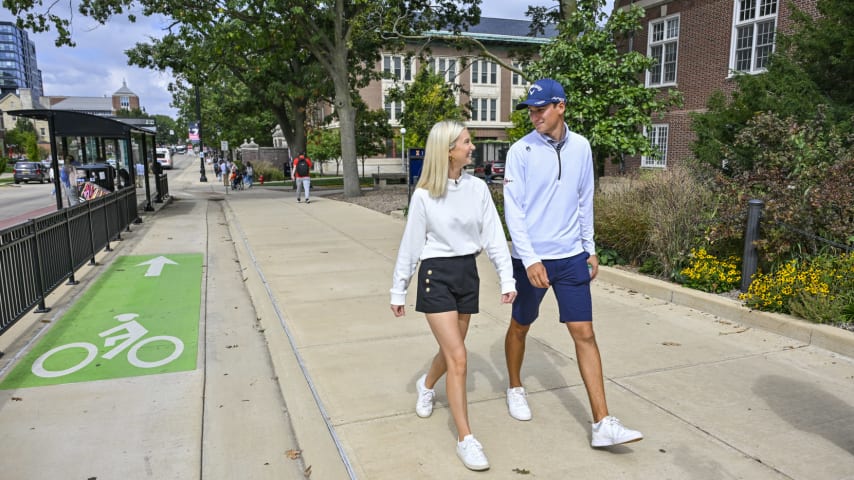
[400, 127, 406, 174]
[196, 85, 208, 182]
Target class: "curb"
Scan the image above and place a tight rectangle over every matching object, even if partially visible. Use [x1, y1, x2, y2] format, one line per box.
[597, 266, 854, 359]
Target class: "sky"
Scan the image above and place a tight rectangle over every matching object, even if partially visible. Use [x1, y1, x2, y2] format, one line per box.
[6, 0, 613, 120]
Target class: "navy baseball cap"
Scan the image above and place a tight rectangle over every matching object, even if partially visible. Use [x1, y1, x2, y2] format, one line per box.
[515, 78, 566, 110]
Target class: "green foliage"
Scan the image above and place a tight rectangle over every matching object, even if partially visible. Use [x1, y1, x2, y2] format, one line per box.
[387, 68, 468, 148]
[595, 246, 624, 266]
[705, 110, 854, 267]
[521, 3, 682, 173]
[0, 157, 8, 173]
[307, 128, 342, 167]
[489, 186, 510, 241]
[678, 248, 741, 294]
[355, 103, 392, 160]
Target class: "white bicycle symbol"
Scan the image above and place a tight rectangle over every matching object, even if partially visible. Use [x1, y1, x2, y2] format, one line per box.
[32, 313, 185, 378]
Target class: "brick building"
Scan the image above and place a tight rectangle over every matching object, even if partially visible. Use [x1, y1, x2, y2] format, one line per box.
[612, 0, 818, 175]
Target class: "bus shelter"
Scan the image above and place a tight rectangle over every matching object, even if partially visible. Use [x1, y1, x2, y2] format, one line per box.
[8, 109, 158, 211]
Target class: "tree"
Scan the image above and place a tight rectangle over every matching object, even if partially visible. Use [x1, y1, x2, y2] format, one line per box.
[124, 13, 324, 158]
[515, 0, 681, 174]
[307, 127, 341, 175]
[354, 102, 393, 178]
[6, 0, 481, 197]
[386, 68, 468, 148]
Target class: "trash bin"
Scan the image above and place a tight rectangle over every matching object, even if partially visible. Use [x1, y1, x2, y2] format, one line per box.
[76, 163, 116, 192]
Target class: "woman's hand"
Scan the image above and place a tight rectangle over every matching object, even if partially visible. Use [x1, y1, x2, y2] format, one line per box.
[390, 304, 406, 317]
[501, 291, 517, 304]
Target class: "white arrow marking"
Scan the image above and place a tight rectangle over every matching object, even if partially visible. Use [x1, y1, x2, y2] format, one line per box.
[137, 256, 179, 277]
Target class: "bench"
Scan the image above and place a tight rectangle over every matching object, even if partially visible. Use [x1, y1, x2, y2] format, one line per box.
[371, 173, 408, 188]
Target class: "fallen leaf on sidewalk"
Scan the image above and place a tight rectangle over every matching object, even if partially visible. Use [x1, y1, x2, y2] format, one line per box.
[286, 449, 302, 459]
[719, 328, 749, 335]
[304, 465, 312, 477]
[662, 341, 681, 346]
[11, 397, 23, 401]
[512, 467, 531, 474]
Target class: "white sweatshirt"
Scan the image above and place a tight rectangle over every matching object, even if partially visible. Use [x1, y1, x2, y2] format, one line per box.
[390, 173, 516, 306]
[503, 125, 596, 268]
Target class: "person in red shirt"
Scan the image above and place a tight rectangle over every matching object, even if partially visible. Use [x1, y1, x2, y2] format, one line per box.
[292, 152, 313, 203]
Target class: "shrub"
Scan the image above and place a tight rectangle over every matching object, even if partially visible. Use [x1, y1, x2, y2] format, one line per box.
[594, 165, 715, 277]
[594, 177, 650, 266]
[252, 160, 284, 182]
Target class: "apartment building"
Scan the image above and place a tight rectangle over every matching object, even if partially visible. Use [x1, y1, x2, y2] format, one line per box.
[0, 21, 43, 99]
[611, 0, 818, 174]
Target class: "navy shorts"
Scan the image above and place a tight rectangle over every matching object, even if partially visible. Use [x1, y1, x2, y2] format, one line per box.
[415, 255, 479, 314]
[511, 252, 592, 325]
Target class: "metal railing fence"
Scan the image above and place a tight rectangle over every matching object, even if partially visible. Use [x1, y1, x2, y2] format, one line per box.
[0, 186, 139, 336]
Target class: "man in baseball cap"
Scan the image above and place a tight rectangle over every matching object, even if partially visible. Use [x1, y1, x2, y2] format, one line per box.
[515, 78, 566, 110]
[502, 77, 645, 448]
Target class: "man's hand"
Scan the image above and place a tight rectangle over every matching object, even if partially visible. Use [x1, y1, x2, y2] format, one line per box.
[390, 304, 405, 317]
[588, 254, 599, 280]
[526, 262, 550, 288]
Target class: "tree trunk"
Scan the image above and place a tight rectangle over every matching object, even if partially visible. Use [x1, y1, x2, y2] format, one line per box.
[330, 55, 361, 197]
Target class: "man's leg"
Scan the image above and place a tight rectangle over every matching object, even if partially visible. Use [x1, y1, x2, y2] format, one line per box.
[303, 178, 311, 202]
[505, 318, 529, 388]
[566, 321, 608, 422]
[295, 177, 303, 201]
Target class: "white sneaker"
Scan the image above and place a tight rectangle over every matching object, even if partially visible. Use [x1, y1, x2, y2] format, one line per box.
[456, 435, 489, 471]
[415, 374, 435, 418]
[591, 416, 643, 447]
[506, 387, 532, 421]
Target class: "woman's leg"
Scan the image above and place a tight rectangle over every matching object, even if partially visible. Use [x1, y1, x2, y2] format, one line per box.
[425, 311, 472, 440]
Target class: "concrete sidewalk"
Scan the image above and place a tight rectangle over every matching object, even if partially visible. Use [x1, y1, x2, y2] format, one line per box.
[1, 158, 853, 479]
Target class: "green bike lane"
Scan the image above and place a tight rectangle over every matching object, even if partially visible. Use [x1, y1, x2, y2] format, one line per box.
[0, 253, 203, 389]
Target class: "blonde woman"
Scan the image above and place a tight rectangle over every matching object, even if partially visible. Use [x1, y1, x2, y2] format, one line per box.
[390, 120, 516, 471]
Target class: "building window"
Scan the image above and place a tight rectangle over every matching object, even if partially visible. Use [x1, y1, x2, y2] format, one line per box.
[647, 15, 679, 86]
[470, 97, 498, 122]
[120, 96, 130, 109]
[383, 55, 413, 81]
[384, 97, 404, 122]
[511, 62, 528, 86]
[731, 0, 777, 73]
[471, 60, 498, 85]
[642, 124, 668, 168]
[428, 57, 457, 83]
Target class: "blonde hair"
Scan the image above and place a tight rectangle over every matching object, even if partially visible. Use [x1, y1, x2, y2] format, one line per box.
[416, 120, 467, 198]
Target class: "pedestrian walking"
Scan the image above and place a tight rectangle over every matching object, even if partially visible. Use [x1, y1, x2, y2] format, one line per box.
[293, 152, 312, 203]
[390, 120, 516, 471]
[503, 78, 643, 447]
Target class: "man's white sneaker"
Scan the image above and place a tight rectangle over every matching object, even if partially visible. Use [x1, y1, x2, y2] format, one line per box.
[591, 416, 643, 447]
[456, 435, 489, 471]
[506, 387, 532, 421]
[414, 374, 435, 418]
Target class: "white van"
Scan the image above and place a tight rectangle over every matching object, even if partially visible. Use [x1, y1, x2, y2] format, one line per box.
[156, 147, 173, 169]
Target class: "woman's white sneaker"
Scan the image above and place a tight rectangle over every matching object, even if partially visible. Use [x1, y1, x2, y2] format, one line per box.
[591, 416, 643, 447]
[506, 387, 532, 421]
[456, 435, 490, 471]
[415, 374, 435, 418]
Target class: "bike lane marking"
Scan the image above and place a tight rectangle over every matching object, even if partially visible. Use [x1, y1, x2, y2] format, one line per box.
[0, 253, 202, 389]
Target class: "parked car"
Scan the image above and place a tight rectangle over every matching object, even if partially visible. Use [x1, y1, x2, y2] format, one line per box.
[485, 161, 505, 180]
[464, 164, 485, 178]
[13, 161, 47, 184]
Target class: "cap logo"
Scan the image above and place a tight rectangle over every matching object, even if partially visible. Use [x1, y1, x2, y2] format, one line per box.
[528, 85, 543, 95]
